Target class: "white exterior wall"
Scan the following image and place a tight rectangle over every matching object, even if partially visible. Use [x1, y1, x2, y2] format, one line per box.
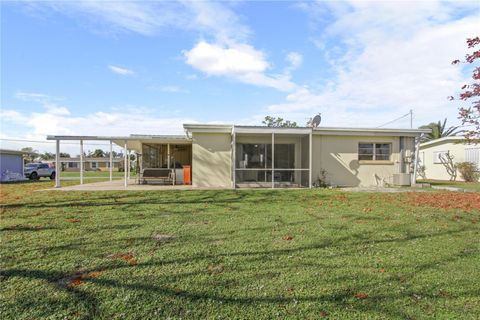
[419, 140, 480, 181]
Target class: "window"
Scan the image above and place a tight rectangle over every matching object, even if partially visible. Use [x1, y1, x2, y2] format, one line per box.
[68, 162, 78, 168]
[433, 151, 448, 164]
[91, 162, 98, 169]
[358, 143, 391, 161]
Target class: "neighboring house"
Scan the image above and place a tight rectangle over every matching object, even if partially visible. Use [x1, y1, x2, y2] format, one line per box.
[419, 136, 480, 181]
[48, 124, 430, 188]
[60, 157, 124, 172]
[0, 149, 29, 182]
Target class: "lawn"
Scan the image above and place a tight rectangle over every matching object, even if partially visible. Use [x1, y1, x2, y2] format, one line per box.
[60, 171, 126, 179]
[1, 182, 479, 319]
[417, 179, 480, 192]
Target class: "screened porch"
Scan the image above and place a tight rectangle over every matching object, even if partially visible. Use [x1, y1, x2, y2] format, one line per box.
[233, 127, 312, 188]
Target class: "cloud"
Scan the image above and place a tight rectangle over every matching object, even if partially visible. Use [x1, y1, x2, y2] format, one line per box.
[285, 52, 303, 71]
[25, 1, 250, 43]
[108, 65, 135, 76]
[266, 1, 480, 128]
[184, 41, 296, 91]
[15, 91, 70, 115]
[0, 98, 197, 154]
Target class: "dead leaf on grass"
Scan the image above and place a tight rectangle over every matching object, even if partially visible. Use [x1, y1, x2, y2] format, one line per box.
[354, 292, 369, 299]
[66, 219, 81, 223]
[207, 264, 224, 275]
[287, 287, 295, 294]
[108, 253, 137, 265]
[282, 236, 293, 241]
[363, 207, 372, 213]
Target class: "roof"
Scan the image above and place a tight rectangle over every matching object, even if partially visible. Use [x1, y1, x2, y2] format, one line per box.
[0, 149, 35, 156]
[419, 136, 470, 148]
[183, 124, 431, 137]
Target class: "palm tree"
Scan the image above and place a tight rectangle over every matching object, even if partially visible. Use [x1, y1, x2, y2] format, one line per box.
[419, 118, 463, 142]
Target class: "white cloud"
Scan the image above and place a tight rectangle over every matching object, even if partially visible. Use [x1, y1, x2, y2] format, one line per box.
[0, 104, 197, 154]
[285, 52, 303, 71]
[184, 41, 296, 91]
[26, 1, 250, 43]
[267, 1, 479, 128]
[108, 65, 135, 76]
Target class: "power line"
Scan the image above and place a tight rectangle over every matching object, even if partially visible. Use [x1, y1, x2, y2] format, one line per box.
[376, 110, 412, 128]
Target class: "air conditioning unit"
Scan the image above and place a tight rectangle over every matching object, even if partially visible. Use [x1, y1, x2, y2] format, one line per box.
[393, 173, 411, 186]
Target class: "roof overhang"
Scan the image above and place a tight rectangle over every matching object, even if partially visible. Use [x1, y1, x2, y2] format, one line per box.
[312, 127, 431, 137]
[183, 124, 233, 133]
[419, 136, 468, 148]
[234, 126, 311, 135]
[0, 149, 35, 156]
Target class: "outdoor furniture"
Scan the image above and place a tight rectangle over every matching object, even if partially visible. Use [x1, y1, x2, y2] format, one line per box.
[140, 168, 175, 185]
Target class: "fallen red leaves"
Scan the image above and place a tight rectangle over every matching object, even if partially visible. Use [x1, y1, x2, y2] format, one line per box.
[287, 287, 295, 294]
[67, 270, 103, 287]
[405, 192, 480, 211]
[109, 253, 137, 265]
[282, 236, 293, 241]
[354, 292, 369, 299]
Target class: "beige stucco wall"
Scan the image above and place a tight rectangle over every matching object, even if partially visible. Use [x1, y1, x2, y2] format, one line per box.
[419, 140, 474, 181]
[311, 135, 413, 187]
[192, 132, 232, 188]
[191, 132, 418, 188]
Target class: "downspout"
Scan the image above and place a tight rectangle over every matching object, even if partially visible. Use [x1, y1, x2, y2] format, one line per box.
[412, 134, 424, 186]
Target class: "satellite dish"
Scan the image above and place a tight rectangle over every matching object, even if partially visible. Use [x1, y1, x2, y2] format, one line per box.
[311, 113, 322, 127]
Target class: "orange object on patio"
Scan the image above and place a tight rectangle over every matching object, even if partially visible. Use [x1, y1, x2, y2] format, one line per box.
[183, 165, 191, 185]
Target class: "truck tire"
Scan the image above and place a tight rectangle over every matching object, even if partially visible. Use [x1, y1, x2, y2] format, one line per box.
[50, 172, 56, 180]
[30, 172, 39, 180]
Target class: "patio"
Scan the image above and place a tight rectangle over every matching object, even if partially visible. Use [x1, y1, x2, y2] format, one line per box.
[45, 179, 198, 191]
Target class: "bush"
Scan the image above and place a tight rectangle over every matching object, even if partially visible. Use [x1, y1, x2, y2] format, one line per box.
[456, 162, 480, 182]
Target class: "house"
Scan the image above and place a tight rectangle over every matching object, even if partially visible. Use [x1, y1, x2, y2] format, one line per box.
[47, 124, 430, 188]
[419, 136, 480, 181]
[60, 157, 125, 172]
[0, 149, 29, 182]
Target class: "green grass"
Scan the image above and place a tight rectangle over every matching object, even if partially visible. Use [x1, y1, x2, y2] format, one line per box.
[60, 171, 126, 178]
[418, 179, 480, 192]
[1, 182, 479, 319]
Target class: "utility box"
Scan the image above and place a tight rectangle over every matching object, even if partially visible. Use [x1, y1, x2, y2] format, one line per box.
[393, 173, 411, 186]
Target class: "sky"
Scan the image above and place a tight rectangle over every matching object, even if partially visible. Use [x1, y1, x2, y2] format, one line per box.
[1, 0, 479, 153]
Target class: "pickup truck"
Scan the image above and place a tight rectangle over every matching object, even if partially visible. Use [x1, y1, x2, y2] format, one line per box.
[24, 163, 56, 180]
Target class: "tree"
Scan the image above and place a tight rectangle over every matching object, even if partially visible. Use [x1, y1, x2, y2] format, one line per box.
[21, 147, 38, 163]
[59, 152, 71, 158]
[88, 149, 106, 157]
[39, 152, 55, 160]
[419, 118, 462, 142]
[262, 116, 298, 128]
[451, 36, 480, 141]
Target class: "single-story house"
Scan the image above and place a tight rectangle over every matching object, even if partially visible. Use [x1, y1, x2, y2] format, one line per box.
[419, 136, 480, 181]
[0, 149, 29, 182]
[47, 124, 430, 188]
[60, 157, 125, 172]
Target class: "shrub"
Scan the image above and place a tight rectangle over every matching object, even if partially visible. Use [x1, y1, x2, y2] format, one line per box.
[456, 162, 480, 182]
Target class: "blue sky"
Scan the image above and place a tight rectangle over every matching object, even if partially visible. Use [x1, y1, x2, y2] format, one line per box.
[1, 1, 479, 152]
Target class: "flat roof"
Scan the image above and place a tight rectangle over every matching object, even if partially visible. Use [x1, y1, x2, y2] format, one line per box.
[183, 124, 431, 136]
[419, 136, 469, 148]
[0, 149, 35, 155]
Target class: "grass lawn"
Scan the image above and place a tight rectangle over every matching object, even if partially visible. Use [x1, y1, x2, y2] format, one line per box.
[1, 182, 479, 319]
[418, 179, 480, 192]
[60, 171, 126, 179]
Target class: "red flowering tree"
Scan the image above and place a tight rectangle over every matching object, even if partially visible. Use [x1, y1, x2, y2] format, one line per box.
[451, 37, 480, 141]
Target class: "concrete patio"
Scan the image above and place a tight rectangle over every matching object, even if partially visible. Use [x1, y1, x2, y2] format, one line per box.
[46, 179, 198, 191]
